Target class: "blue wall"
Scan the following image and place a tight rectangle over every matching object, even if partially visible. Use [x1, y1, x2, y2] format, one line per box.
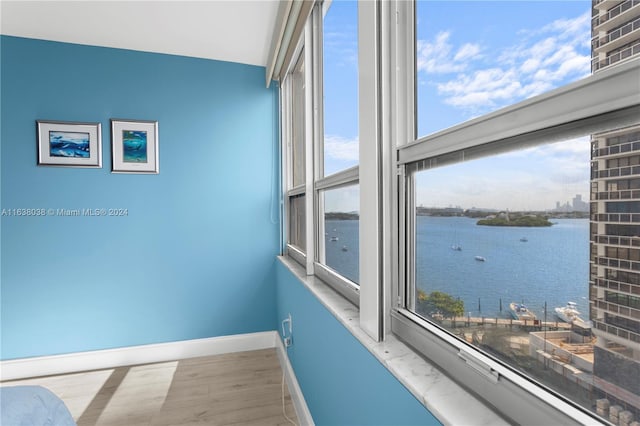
[275, 261, 441, 426]
[1, 36, 279, 359]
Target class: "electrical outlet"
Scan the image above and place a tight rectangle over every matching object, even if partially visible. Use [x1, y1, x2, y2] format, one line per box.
[282, 314, 293, 348]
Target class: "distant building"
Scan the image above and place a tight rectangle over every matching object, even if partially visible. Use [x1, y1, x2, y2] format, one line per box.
[553, 194, 589, 212]
[590, 0, 640, 414]
[573, 194, 589, 212]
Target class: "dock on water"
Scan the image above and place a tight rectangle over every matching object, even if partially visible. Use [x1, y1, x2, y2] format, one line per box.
[437, 316, 573, 329]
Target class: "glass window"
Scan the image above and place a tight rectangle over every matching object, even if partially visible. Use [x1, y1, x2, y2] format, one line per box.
[409, 134, 599, 411]
[319, 184, 360, 284]
[401, 0, 640, 419]
[285, 49, 308, 261]
[415, 0, 591, 138]
[408, 120, 640, 421]
[288, 194, 306, 251]
[309, 2, 361, 302]
[411, 136, 590, 316]
[292, 54, 306, 188]
[323, 0, 359, 177]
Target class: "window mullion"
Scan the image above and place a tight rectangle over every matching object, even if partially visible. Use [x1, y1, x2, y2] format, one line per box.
[358, 0, 383, 341]
[315, 166, 358, 191]
[394, 0, 415, 147]
[391, 0, 414, 321]
[303, 20, 315, 276]
[312, 5, 325, 271]
[281, 75, 292, 256]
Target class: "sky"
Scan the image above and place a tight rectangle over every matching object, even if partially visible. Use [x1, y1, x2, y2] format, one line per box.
[322, 0, 593, 212]
[323, 0, 359, 177]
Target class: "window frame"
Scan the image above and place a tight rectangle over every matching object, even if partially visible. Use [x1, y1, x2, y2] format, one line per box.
[313, 2, 361, 305]
[284, 0, 640, 422]
[391, 0, 640, 424]
[282, 2, 363, 307]
[315, 167, 361, 306]
[284, 47, 308, 267]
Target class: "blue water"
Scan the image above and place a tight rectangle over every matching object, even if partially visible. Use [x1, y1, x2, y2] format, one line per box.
[416, 216, 589, 319]
[325, 216, 589, 319]
[49, 141, 90, 158]
[325, 220, 360, 284]
[49, 131, 90, 158]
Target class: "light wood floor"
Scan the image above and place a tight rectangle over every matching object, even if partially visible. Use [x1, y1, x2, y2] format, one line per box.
[1, 348, 298, 426]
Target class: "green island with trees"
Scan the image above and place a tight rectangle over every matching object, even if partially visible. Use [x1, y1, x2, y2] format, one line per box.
[325, 212, 359, 220]
[477, 215, 552, 227]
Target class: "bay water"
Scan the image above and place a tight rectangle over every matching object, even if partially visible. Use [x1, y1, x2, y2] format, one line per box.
[326, 216, 589, 319]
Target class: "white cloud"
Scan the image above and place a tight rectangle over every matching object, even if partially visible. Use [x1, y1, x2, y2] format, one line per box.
[324, 28, 358, 68]
[417, 31, 481, 74]
[549, 136, 591, 154]
[529, 37, 559, 62]
[437, 68, 525, 110]
[503, 136, 590, 160]
[419, 10, 591, 115]
[454, 43, 482, 62]
[324, 135, 359, 162]
[415, 138, 591, 211]
[520, 58, 540, 74]
[541, 11, 590, 39]
[324, 185, 360, 213]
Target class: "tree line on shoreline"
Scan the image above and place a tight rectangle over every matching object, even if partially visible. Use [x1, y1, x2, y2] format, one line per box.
[324, 208, 587, 223]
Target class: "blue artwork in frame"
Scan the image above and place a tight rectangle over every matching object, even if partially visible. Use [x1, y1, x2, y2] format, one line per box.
[111, 119, 158, 174]
[37, 120, 102, 168]
[49, 131, 91, 158]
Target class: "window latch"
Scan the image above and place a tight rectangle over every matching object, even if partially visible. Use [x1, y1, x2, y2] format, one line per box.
[458, 348, 500, 384]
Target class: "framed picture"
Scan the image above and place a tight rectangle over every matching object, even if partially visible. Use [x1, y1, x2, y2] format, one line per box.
[36, 120, 102, 167]
[111, 119, 159, 174]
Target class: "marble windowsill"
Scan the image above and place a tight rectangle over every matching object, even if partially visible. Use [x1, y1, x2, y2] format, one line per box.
[278, 255, 508, 426]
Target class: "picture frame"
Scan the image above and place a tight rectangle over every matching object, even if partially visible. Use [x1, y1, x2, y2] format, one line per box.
[111, 119, 159, 174]
[36, 120, 102, 168]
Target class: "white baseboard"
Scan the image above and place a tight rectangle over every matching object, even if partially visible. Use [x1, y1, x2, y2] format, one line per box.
[0, 331, 277, 381]
[275, 336, 315, 426]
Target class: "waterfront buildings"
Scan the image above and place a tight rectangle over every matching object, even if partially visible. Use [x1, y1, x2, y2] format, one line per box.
[589, 0, 640, 414]
[554, 194, 590, 212]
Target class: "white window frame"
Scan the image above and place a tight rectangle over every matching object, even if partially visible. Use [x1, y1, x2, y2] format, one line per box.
[283, 46, 308, 268]
[281, 2, 367, 309]
[281, 0, 640, 421]
[312, 2, 361, 306]
[390, 1, 640, 424]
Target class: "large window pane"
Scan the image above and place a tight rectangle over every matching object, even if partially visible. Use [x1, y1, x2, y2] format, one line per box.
[321, 184, 359, 284]
[416, 0, 591, 138]
[288, 194, 306, 251]
[411, 126, 640, 420]
[292, 54, 306, 187]
[323, 1, 359, 177]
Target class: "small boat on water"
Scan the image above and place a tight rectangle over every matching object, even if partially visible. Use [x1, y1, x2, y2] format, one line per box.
[341, 246, 348, 252]
[520, 237, 528, 242]
[451, 244, 462, 251]
[509, 302, 537, 321]
[330, 236, 339, 242]
[555, 301, 582, 323]
[474, 256, 486, 262]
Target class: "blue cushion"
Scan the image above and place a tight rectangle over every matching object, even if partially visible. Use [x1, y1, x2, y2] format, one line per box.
[0, 385, 76, 426]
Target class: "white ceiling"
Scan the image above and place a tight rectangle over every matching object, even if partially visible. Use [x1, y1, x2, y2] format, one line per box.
[0, 1, 281, 67]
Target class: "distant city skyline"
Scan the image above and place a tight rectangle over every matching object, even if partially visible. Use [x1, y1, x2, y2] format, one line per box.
[414, 193, 589, 213]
